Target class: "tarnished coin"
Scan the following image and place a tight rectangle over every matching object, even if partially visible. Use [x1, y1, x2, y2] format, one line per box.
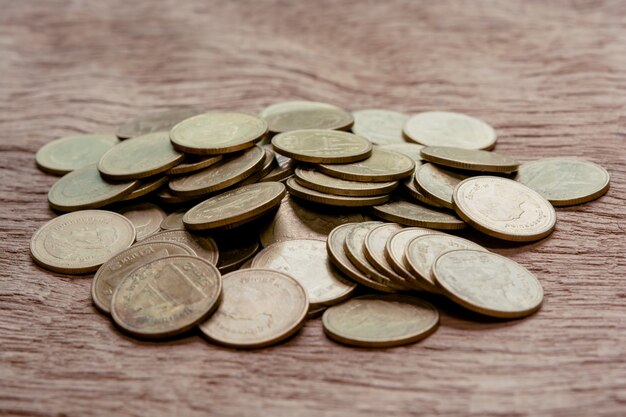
[91, 241, 195, 314]
[160, 210, 186, 230]
[401, 175, 443, 208]
[322, 294, 439, 348]
[404, 111, 496, 150]
[261, 101, 353, 133]
[169, 146, 265, 197]
[48, 163, 138, 212]
[272, 129, 372, 164]
[385, 227, 444, 288]
[453, 176, 556, 242]
[30, 210, 136, 274]
[143, 230, 219, 265]
[168, 155, 223, 175]
[351, 109, 409, 145]
[286, 178, 390, 207]
[319, 148, 415, 182]
[515, 157, 610, 206]
[371, 199, 465, 230]
[251, 239, 356, 308]
[116, 108, 202, 139]
[111, 255, 222, 338]
[170, 112, 268, 155]
[379, 143, 424, 162]
[119, 203, 166, 241]
[295, 167, 397, 197]
[363, 223, 411, 289]
[415, 163, 469, 209]
[36, 134, 120, 175]
[215, 234, 260, 273]
[199, 269, 308, 348]
[184, 182, 286, 230]
[433, 250, 543, 318]
[421, 146, 519, 173]
[119, 176, 168, 202]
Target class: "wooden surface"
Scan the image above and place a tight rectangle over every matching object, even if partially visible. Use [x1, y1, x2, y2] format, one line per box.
[1, 1, 625, 416]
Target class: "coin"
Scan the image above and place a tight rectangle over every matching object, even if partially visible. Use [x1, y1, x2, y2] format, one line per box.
[156, 187, 202, 206]
[91, 241, 195, 314]
[261, 101, 353, 133]
[160, 210, 186, 230]
[363, 223, 413, 289]
[404, 111, 496, 150]
[168, 146, 265, 197]
[415, 163, 469, 209]
[272, 129, 372, 164]
[379, 143, 424, 162]
[36, 134, 120, 175]
[30, 210, 136, 274]
[452, 176, 556, 241]
[515, 157, 610, 206]
[307, 306, 327, 319]
[400, 174, 443, 208]
[351, 109, 409, 145]
[322, 294, 439, 348]
[168, 155, 223, 175]
[170, 112, 268, 155]
[199, 269, 308, 348]
[318, 148, 415, 182]
[118, 176, 168, 202]
[48, 163, 138, 212]
[111, 255, 222, 338]
[214, 234, 260, 273]
[433, 250, 543, 318]
[143, 230, 219, 264]
[286, 178, 390, 207]
[238, 147, 277, 185]
[116, 108, 203, 139]
[421, 146, 519, 173]
[260, 165, 292, 182]
[371, 198, 466, 230]
[251, 239, 356, 308]
[118, 203, 166, 241]
[294, 167, 398, 197]
[183, 182, 286, 230]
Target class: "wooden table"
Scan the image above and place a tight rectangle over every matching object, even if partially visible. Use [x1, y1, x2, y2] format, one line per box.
[1, 1, 625, 416]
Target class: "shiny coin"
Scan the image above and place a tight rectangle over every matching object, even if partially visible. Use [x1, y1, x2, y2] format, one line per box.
[199, 269, 308, 348]
[322, 294, 439, 348]
[30, 210, 136, 274]
[116, 108, 202, 139]
[111, 255, 222, 338]
[351, 109, 409, 145]
[453, 176, 556, 241]
[515, 157, 610, 206]
[119, 203, 166, 241]
[272, 129, 372, 164]
[421, 146, 519, 173]
[143, 230, 219, 264]
[433, 250, 543, 318]
[184, 182, 286, 230]
[319, 148, 414, 182]
[215, 234, 259, 273]
[160, 210, 186, 230]
[251, 239, 356, 308]
[401, 175, 443, 208]
[415, 163, 469, 209]
[36, 134, 120, 175]
[119, 176, 168, 202]
[261, 101, 353, 133]
[168, 155, 223, 175]
[295, 167, 397, 197]
[91, 241, 195, 314]
[286, 178, 390, 207]
[363, 223, 412, 289]
[404, 111, 496, 150]
[170, 112, 268, 155]
[379, 143, 424, 162]
[371, 198, 465, 230]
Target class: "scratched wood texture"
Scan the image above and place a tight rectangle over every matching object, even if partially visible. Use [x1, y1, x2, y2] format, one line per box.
[1, 1, 625, 416]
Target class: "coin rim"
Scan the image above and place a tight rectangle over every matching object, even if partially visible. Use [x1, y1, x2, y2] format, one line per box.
[414, 163, 466, 209]
[370, 199, 466, 230]
[294, 167, 398, 197]
[168, 155, 224, 175]
[286, 178, 390, 207]
[271, 129, 372, 164]
[318, 148, 415, 182]
[363, 223, 412, 289]
[420, 146, 519, 173]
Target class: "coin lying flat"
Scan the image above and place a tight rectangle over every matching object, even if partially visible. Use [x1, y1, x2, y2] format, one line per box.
[199, 269, 308, 348]
[379, 143, 424, 162]
[515, 157, 610, 206]
[319, 148, 415, 182]
[294, 167, 397, 197]
[415, 163, 469, 209]
[183, 182, 286, 230]
[111, 255, 222, 338]
[286, 178, 390, 207]
[119, 176, 168, 202]
[272, 130, 372, 164]
[404, 111, 496, 150]
[91, 241, 195, 314]
[371, 199, 465, 230]
[401, 175, 443, 208]
[168, 155, 223, 175]
[143, 230, 219, 265]
[116, 108, 203, 139]
[214, 234, 260, 273]
[433, 250, 543, 318]
[48, 163, 138, 212]
[261, 101, 353, 134]
[170, 112, 268, 155]
[452, 176, 556, 242]
[30, 210, 136, 274]
[251, 239, 356, 308]
[119, 203, 166, 241]
[421, 146, 519, 173]
[36, 134, 120, 175]
[364, 223, 412, 289]
[322, 295, 439, 348]
[351, 109, 409, 145]
[160, 210, 186, 230]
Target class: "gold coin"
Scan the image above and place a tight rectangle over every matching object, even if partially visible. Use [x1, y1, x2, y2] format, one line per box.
[379, 143, 424, 162]
[351, 109, 409, 145]
[237, 147, 277, 186]
[307, 306, 327, 319]
[30, 210, 136, 274]
[111, 255, 222, 338]
[322, 294, 439, 348]
[251, 239, 356, 308]
[143, 230, 219, 264]
[48, 163, 138, 212]
[156, 187, 203, 206]
[199, 269, 308, 348]
[421, 146, 519, 173]
[118, 176, 168, 202]
[400, 175, 443, 208]
[168, 146, 265, 197]
[260, 165, 293, 182]
[168, 155, 223, 175]
[404, 111, 496, 150]
[272, 129, 372, 164]
[214, 234, 259, 273]
[170, 112, 268, 155]
[91, 241, 195, 314]
[36, 134, 120, 175]
[371, 198, 466, 230]
[183, 182, 286, 231]
[286, 178, 390, 207]
[294, 167, 398, 197]
[363, 223, 413, 289]
[116, 108, 203, 139]
[319, 148, 415, 182]
[415, 163, 469, 209]
[515, 157, 610, 206]
[118, 203, 166, 241]
[261, 101, 353, 133]
[433, 250, 543, 318]
[160, 210, 186, 230]
[452, 176, 556, 241]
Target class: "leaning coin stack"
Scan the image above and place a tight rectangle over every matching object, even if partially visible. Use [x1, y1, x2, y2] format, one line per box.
[30, 102, 610, 349]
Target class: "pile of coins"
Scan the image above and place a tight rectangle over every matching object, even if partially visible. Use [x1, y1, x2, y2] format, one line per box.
[30, 102, 610, 348]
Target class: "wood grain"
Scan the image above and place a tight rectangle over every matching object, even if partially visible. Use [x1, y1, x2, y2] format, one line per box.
[1, 1, 625, 416]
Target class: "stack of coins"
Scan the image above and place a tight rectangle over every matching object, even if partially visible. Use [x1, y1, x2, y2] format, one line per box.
[30, 103, 610, 349]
